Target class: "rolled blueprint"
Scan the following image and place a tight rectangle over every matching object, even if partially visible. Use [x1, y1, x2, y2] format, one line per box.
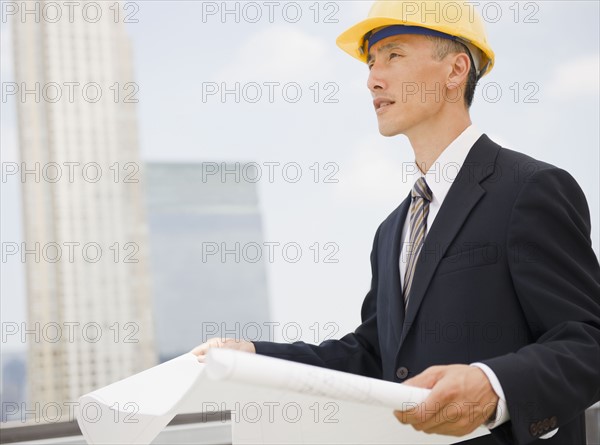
[205, 349, 431, 410]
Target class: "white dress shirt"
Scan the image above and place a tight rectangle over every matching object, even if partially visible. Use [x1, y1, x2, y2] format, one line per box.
[398, 125, 557, 438]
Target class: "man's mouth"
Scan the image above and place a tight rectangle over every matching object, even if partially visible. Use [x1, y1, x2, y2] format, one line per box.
[373, 98, 396, 112]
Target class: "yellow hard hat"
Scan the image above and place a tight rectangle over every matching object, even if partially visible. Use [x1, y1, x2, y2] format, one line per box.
[336, 1, 495, 78]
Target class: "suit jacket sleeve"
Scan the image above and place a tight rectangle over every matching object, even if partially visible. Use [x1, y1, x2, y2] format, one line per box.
[483, 167, 600, 445]
[252, 225, 383, 379]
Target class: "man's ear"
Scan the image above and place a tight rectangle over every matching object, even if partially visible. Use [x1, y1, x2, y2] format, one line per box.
[446, 52, 470, 96]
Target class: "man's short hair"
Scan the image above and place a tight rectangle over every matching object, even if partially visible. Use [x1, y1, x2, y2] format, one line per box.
[426, 36, 477, 108]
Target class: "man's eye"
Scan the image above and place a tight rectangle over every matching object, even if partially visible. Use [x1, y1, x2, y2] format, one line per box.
[389, 53, 400, 59]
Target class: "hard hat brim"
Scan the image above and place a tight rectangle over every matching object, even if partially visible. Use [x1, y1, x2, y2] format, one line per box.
[336, 16, 495, 76]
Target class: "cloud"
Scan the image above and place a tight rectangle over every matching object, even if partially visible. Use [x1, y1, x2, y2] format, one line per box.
[215, 25, 335, 82]
[345, 1, 372, 20]
[333, 135, 412, 205]
[546, 54, 600, 98]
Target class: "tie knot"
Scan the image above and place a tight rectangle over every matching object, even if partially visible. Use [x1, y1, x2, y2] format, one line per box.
[411, 177, 432, 202]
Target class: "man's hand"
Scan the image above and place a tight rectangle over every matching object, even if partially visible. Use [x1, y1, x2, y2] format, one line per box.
[190, 338, 256, 362]
[394, 365, 499, 436]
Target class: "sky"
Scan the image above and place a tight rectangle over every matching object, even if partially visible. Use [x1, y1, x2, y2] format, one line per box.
[1, 1, 599, 352]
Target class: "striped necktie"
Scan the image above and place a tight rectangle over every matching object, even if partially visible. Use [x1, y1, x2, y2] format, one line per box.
[402, 177, 433, 310]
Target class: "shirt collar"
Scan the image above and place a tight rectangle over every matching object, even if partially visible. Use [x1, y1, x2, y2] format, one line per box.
[407, 125, 483, 204]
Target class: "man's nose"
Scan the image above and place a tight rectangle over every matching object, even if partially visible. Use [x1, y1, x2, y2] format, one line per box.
[367, 63, 386, 93]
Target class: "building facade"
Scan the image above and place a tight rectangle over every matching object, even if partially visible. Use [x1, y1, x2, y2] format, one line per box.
[144, 162, 272, 362]
[11, 1, 156, 414]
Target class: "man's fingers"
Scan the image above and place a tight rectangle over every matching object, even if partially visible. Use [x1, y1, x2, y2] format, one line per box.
[395, 366, 447, 424]
[190, 343, 209, 356]
[394, 397, 443, 425]
[394, 389, 445, 425]
[394, 365, 498, 437]
[395, 398, 480, 436]
[190, 338, 256, 360]
[190, 344, 208, 356]
[395, 366, 457, 426]
[190, 338, 223, 357]
[410, 413, 479, 437]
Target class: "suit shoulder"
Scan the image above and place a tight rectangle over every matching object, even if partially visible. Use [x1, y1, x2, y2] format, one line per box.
[489, 142, 588, 209]
[494, 144, 556, 173]
[464, 134, 561, 187]
[486, 141, 578, 189]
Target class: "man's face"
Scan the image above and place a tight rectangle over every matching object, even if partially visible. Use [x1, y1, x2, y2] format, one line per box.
[367, 34, 451, 137]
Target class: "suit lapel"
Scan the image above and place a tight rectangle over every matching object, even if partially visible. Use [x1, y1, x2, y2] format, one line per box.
[386, 195, 411, 342]
[397, 135, 500, 348]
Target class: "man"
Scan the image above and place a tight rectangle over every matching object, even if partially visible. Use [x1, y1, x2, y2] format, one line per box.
[192, 2, 600, 444]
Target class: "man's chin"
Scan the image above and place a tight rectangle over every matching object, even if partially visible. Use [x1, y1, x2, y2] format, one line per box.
[377, 125, 402, 137]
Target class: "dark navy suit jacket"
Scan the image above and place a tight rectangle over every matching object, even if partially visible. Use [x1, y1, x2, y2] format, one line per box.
[254, 135, 600, 445]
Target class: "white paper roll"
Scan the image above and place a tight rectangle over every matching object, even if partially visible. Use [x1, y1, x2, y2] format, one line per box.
[205, 349, 430, 410]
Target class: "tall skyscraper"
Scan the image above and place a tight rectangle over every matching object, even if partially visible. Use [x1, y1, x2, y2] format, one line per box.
[11, 2, 156, 413]
[145, 162, 271, 362]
